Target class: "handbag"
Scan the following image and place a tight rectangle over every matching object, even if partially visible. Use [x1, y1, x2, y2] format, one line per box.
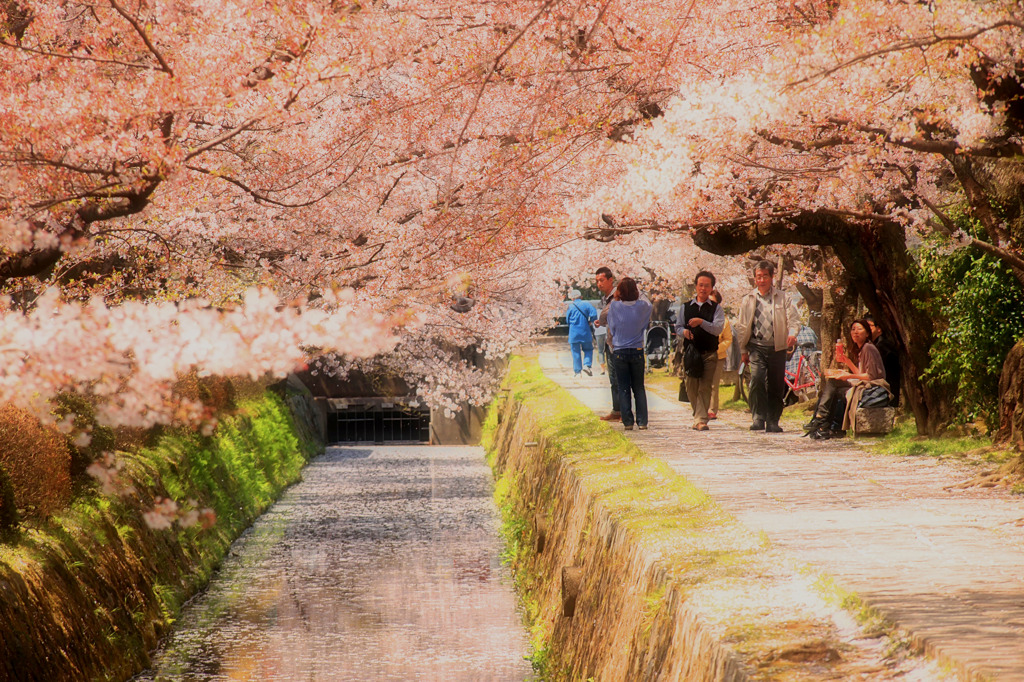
[678, 380, 689, 402]
[683, 342, 704, 379]
[858, 385, 891, 408]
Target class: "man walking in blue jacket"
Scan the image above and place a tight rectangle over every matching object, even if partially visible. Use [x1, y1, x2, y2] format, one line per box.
[566, 289, 598, 377]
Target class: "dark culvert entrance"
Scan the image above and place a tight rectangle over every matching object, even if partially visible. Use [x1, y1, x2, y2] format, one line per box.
[326, 399, 430, 444]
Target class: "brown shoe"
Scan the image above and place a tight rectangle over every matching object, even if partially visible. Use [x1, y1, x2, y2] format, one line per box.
[600, 412, 622, 422]
[695, 423, 709, 431]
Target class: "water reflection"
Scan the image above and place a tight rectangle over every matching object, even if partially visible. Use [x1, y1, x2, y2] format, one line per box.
[137, 446, 532, 681]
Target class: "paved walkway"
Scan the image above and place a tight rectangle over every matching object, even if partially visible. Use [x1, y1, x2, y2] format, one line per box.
[539, 344, 1024, 681]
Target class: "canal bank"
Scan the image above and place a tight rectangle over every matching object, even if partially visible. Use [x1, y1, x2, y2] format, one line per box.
[486, 354, 955, 680]
[0, 380, 323, 682]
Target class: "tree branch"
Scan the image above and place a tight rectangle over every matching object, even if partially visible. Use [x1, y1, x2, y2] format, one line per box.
[945, 155, 1015, 246]
[0, 38, 164, 70]
[788, 20, 1024, 87]
[108, 0, 174, 76]
[762, 121, 1024, 158]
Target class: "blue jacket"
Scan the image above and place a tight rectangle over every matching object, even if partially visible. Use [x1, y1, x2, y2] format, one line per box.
[566, 300, 598, 344]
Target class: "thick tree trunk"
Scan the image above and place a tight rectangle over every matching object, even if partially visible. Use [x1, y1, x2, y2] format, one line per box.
[818, 269, 857, 370]
[692, 211, 953, 435]
[995, 338, 1024, 451]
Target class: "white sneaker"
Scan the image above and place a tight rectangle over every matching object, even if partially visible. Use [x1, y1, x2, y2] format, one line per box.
[583, 366, 592, 376]
[573, 372, 581, 378]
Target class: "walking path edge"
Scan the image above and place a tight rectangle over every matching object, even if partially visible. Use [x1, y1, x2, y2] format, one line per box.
[532, 341, 1024, 681]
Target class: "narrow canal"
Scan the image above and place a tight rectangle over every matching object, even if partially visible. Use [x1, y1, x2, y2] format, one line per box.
[136, 446, 532, 681]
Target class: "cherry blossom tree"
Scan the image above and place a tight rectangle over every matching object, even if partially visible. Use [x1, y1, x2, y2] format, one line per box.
[583, 0, 1024, 435]
[8, 0, 1020, 442]
[1, 0, 701, 426]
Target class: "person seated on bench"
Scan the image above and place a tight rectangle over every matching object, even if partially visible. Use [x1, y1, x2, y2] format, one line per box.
[864, 314, 901, 407]
[804, 319, 888, 440]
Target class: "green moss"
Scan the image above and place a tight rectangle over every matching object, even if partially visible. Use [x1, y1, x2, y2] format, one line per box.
[0, 388, 317, 681]
[495, 358, 730, 563]
[809, 571, 894, 639]
[640, 583, 668, 637]
[492, 465, 548, 678]
[487, 357, 772, 680]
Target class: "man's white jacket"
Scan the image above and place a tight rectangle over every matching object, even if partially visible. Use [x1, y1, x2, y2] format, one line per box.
[735, 288, 801, 353]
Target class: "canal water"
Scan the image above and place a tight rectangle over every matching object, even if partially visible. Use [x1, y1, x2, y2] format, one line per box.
[136, 446, 533, 681]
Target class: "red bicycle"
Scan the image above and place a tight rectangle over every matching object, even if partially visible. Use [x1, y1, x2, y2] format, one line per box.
[784, 350, 821, 404]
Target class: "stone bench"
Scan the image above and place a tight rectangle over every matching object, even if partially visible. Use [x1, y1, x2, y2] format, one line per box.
[854, 406, 896, 436]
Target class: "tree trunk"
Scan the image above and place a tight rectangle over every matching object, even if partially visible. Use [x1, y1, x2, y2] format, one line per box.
[995, 338, 1024, 451]
[828, 222, 953, 434]
[814, 254, 858, 369]
[794, 282, 823, 339]
[692, 211, 953, 435]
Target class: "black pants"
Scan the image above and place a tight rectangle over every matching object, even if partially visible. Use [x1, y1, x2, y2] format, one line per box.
[814, 378, 851, 429]
[607, 348, 621, 412]
[748, 344, 787, 425]
[612, 349, 647, 427]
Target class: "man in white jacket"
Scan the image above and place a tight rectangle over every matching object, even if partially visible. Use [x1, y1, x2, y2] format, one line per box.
[735, 260, 800, 433]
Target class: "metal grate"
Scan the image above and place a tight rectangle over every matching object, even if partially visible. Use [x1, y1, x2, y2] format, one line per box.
[327, 405, 430, 444]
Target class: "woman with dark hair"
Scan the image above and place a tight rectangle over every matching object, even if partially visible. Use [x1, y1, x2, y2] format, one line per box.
[607, 277, 653, 430]
[805, 319, 887, 440]
[707, 288, 732, 420]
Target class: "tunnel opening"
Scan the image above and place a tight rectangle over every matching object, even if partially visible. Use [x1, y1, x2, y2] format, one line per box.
[326, 399, 430, 444]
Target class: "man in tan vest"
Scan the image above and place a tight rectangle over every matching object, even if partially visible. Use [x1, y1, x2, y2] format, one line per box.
[735, 260, 800, 432]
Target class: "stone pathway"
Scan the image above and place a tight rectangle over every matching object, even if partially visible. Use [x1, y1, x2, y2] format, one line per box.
[137, 446, 532, 682]
[539, 344, 1024, 681]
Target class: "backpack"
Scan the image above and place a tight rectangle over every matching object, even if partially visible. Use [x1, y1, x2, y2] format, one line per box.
[858, 385, 891, 408]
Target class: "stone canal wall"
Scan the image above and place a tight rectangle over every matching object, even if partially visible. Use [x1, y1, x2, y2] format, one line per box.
[484, 361, 748, 681]
[0, 379, 322, 682]
[484, 357, 927, 681]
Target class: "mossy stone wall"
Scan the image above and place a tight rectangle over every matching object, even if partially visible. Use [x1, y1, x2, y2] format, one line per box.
[0, 379, 322, 682]
[484, 362, 747, 681]
[484, 358, 904, 680]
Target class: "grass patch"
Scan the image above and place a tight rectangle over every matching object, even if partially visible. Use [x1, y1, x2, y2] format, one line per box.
[720, 391, 749, 411]
[869, 418, 1016, 465]
[643, 367, 681, 396]
[644, 367, 749, 412]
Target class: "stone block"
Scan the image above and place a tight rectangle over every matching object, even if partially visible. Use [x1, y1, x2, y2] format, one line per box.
[855, 407, 895, 435]
[561, 566, 583, 618]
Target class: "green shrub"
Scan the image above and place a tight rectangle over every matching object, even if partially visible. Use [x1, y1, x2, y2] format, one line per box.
[918, 229, 1024, 429]
[143, 393, 309, 535]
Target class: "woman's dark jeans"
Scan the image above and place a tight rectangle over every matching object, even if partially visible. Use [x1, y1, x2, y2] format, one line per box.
[814, 378, 852, 429]
[612, 349, 647, 427]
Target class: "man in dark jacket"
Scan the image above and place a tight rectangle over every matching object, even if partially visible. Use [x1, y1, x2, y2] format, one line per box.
[594, 266, 620, 421]
[676, 271, 724, 431]
[865, 315, 901, 406]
